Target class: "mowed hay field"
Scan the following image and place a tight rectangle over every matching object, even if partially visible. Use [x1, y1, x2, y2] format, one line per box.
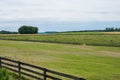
[0, 40, 120, 80]
[0, 32, 120, 47]
[56, 32, 120, 35]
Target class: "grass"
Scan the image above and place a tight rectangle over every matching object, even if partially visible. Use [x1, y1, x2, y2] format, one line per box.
[56, 32, 120, 35]
[0, 68, 14, 80]
[0, 40, 120, 80]
[0, 68, 29, 80]
[0, 33, 120, 47]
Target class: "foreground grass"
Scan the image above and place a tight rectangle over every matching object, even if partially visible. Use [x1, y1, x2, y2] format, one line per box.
[0, 40, 120, 80]
[0, 33, 120, 47]
[0, 68, 28, 80]
[0, 68, 14, 80]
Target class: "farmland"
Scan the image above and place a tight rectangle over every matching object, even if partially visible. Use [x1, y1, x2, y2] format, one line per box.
[56, 32, 120, 35]
[0, 32, 120, 80]
[0, 39, 120, 80]
[0, 32, 120, 47]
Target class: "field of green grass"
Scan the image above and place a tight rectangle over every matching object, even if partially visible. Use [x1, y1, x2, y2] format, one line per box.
[0, 40, 120, 80]
[0, 32, 120, 47]
[0, 68, 29, 80]
[0, 68, 14, 80]
[56, 32, 120, 35]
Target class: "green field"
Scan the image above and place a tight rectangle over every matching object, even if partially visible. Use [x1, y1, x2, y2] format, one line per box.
[0, 40, 120, 80]
[0, 68, 29, 80]
[0, 33, 120, 47]
[56, 32, 120, 35]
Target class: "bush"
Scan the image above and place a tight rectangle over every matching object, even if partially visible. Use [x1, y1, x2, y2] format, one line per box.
[0, 68, 13, 80]
[18, 25, 38, 34]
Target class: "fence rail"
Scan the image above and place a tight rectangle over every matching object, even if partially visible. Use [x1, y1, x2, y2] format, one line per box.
[0, 56, 85, 80]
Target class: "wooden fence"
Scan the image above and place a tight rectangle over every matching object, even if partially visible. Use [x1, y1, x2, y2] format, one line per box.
[0, 57, 85, 80]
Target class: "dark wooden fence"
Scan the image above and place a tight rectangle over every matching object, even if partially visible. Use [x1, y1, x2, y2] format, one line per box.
[0, 57, 85, 80]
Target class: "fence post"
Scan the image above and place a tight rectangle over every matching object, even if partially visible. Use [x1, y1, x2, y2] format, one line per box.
[0, 57, 1, 68]
[43, 68, 47, 80]
[18, 61, 21, 80]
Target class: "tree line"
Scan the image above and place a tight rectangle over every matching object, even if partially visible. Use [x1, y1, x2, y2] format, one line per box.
[0, 30, 18, 34]
[0, 26, 120, 34]
[105, 27, 120, 32]
[0, 25, 38, 34]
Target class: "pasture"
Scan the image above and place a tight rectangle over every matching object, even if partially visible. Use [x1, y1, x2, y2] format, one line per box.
[56, 32, 120, 35]
[0, 40, 120, 80]
[0, 32, 120, 47]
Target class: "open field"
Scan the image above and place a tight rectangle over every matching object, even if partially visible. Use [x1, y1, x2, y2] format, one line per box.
[0, 32, 120, 47]
[102, 32, 120, 34]
[0, 40, 120, 80]
[56, 32, 120, 35]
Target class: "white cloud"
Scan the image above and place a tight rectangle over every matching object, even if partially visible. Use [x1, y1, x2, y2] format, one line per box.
[0, 0, 120, 21]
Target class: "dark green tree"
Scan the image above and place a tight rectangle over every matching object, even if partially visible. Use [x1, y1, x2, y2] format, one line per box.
[115, 28, 118, 31]
[18, 26, 38, 34]
[105, 27, 109, 31]
[105, 27, 120, 32]
[118, 28, 120, 31]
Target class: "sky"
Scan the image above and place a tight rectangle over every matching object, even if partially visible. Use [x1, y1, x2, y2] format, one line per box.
[0, 0, 120, 32]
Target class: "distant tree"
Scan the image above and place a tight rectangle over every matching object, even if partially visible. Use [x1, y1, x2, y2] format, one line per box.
[105, 27, 109, 31]
[118, 28, 120, 31]
[105, 27, 120, 32]
[18, 26, 38, 34]
[115, 28, 118, 31]
[0, 30, 18, 34]
[110, 27, 114, 31]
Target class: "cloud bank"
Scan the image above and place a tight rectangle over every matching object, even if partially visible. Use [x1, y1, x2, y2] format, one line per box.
[0, 0, 120, 31]
[0, 0, 120, 21]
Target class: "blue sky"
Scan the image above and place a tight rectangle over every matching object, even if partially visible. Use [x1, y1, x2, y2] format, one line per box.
[0, 0, 120, 32]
